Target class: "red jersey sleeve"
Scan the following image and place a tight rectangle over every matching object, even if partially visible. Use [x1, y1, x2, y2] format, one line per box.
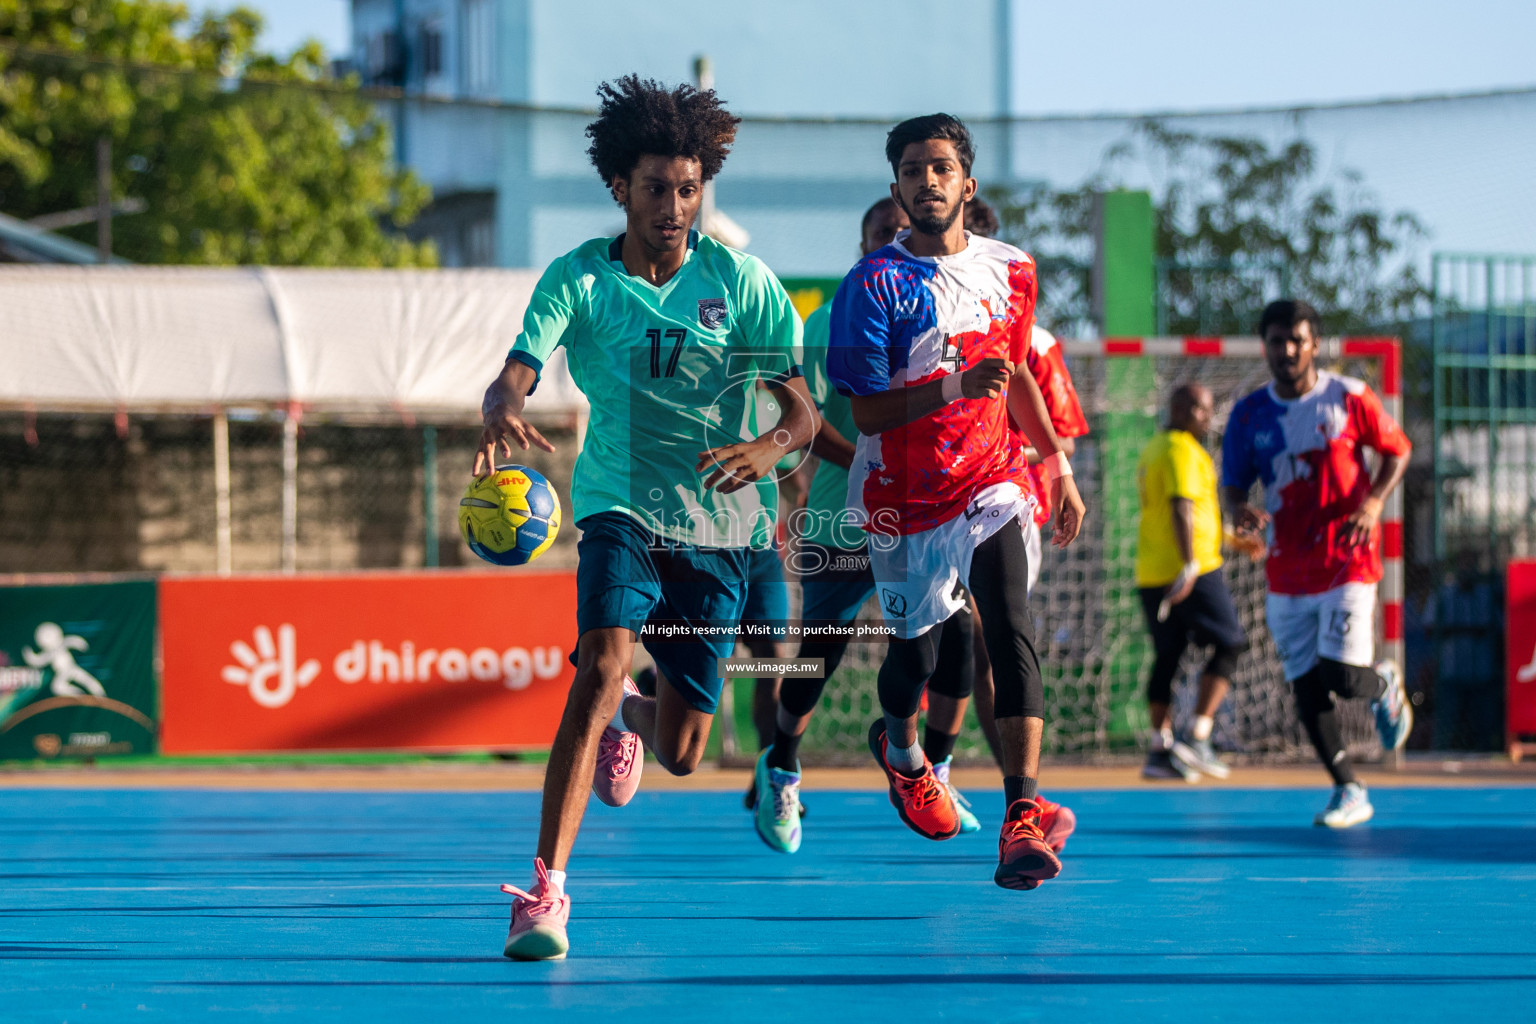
[1352, 385, 1412, 458]
[1030, 342, 1089, 439]
[1006, 272, 1037, 367]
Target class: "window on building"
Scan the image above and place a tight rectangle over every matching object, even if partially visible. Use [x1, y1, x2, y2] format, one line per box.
[420, 20, 443, 79]
[461, 0, 495, 96]
[363, 30, 402, 87]
[465, 218, 495, 267]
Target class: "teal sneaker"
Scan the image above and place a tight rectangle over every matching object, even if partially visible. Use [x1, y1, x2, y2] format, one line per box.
[752, 749, 802, 854]
[1371, 659, 1412, 752]
[932, 757, 981, 834]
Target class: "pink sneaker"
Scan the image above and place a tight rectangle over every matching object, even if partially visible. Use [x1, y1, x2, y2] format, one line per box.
[501, 858, 570, 960]
[592, 676, 643, 807]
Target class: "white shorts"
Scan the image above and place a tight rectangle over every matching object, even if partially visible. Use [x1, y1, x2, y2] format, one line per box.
[1265, 582, 1377, 681]
[870, 481, 1034, 640]
[1022, 518, 1042, 596]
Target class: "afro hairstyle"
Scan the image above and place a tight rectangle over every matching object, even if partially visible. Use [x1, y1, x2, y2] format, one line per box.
[586, 75, 741, 202]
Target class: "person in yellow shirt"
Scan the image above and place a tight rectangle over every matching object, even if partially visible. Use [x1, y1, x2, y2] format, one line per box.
[1136, 383, 1249, 781]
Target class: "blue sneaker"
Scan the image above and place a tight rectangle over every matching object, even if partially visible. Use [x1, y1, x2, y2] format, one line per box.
[1314, 782, 1373, 828]
[932, 757, 981, 833]
[1371, 659, 1412, 752]
[752, 749, 802, 854]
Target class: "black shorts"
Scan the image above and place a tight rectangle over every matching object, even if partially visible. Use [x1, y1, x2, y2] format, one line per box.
[1139, 569, 1247, 658]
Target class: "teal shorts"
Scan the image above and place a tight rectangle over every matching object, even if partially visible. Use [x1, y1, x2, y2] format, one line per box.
[574, 512, 750, 714]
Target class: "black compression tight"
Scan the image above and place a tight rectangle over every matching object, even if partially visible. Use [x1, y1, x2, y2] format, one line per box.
[925, 604, 975, 701]
[1147, 640, 1248, 706]
[877, 626, 943, 720]
[967, 523, 1043, 720]
[777, 638, 851, 718]
[1292, 658, 1386, 785]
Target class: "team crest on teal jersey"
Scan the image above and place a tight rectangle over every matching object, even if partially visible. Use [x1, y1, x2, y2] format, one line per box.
[698, 298, 728, 329]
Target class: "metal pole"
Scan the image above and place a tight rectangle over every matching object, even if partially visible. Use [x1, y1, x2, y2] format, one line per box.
[281, 408, 298, 573]
[423, 424, 439, 567]
[213, 410, 232, 576]
[96, 137, 111, 263]
[693, 56, 717, 233]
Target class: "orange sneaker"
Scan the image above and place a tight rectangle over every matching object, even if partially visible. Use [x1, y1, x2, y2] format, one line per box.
[995, 798, 1063, 890]
[866, 720, 959, 840]
[1036, 794, 1076, 853]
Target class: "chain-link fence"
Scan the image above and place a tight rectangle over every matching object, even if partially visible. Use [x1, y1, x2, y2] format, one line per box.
[0, 411, 578, 575]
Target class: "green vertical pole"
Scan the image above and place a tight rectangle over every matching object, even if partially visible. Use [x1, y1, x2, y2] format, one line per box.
[1095, 190, 1157, 752]
[423, 424, 439, 568]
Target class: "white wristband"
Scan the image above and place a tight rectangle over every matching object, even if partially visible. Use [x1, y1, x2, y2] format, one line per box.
[1043, 451, 1072, 480]
[940, 372, 965, 404]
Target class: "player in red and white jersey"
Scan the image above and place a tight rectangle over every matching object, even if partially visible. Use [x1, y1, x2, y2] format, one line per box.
[1221, 299, 1413, 828]
[922, 199, 1089, 816]
[827, 114, 1086, 890]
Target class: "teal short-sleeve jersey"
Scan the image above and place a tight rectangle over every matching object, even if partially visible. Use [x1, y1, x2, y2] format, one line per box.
[509, 232, 802, 549]
[799, 303, 866, 549]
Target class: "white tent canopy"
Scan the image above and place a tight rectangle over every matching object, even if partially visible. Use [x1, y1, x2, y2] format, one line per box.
[0, 265, 585, 416]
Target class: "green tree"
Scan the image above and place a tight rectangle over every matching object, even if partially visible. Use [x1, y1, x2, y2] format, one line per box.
[990, 121, 1428, 335]
[0, 0, 434, 266]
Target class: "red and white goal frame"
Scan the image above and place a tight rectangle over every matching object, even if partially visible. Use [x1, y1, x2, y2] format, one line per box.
[1059, 336, 1406, 678]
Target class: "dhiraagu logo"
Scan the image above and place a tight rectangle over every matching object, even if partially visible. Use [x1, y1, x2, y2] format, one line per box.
[222, 625, 321, 709]
[220, 624, 565, 709]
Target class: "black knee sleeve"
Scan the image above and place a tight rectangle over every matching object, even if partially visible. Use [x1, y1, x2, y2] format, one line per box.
[1205, 639, 1248, 683]
[1316, 658, 1384, 702]
[1291, 667, 1336, 719]
[926, 606, 975, 701]
[1291, 666, 1357, 785]
[1147, 645, 1183, 707]
[967, 524, 1043, 719]
[877, 628, 942, 720]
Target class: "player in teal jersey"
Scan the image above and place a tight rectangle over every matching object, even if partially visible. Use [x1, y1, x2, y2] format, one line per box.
[477, 76, 816, 961]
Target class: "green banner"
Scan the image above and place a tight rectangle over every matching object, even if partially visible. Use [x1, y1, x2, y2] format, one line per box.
[0, 581, 157, 760]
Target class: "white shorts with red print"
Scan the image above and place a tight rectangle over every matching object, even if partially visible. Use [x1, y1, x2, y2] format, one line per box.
[869, 481, 1035, 640]
[1265, 582, 1376, 681]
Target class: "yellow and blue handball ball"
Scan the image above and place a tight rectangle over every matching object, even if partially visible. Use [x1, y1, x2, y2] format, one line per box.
[459, 464, 561, 566]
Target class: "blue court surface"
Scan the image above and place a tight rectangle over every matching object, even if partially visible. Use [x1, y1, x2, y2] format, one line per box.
[4, 785, 1534, 1023]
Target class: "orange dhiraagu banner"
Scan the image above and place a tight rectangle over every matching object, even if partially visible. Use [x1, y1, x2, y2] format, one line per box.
[159, 572, 577, 753]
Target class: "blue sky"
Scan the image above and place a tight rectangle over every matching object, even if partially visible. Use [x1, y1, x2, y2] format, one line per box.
[217, 0, 1536, 114]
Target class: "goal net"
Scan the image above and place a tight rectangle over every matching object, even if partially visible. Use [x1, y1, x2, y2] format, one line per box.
[727, 337, 1405, 766]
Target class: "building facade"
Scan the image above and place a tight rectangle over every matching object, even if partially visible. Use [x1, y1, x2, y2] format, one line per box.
[349, 0, 1023, 274]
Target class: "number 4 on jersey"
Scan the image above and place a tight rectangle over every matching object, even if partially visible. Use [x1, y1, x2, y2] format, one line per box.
[939, 334, 965, 375]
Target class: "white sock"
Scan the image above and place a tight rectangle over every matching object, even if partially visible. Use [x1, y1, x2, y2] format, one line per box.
[1150, 727, 1173, 752]
[885, 737, 924, 773]
[608, 695, 632, 734]
[1192, 716, 1214, 742]
[545, 869, 567, 893]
